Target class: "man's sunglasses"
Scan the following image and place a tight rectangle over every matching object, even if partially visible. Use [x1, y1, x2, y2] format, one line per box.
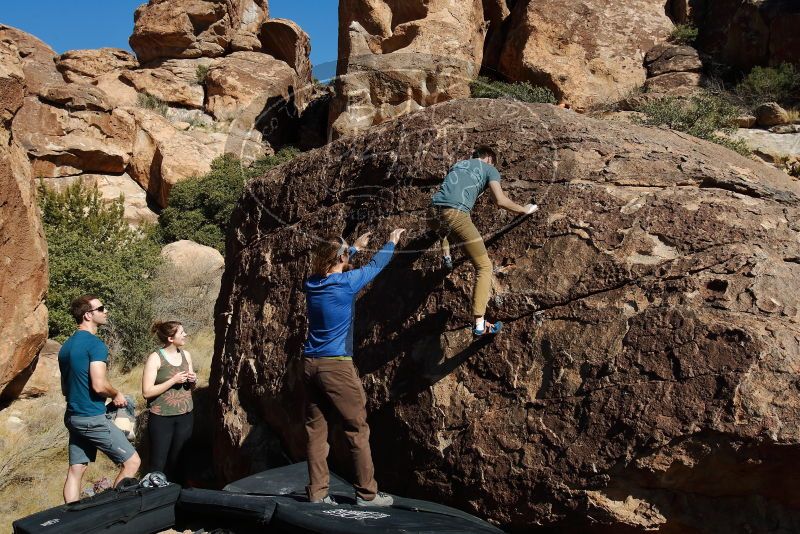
[89, 305, 106, 313]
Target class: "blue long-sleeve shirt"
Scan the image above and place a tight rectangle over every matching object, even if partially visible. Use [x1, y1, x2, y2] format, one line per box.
[303, 242, 396, 358]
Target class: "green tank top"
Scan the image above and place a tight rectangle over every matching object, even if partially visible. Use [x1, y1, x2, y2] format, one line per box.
[147, 348, 193, 416]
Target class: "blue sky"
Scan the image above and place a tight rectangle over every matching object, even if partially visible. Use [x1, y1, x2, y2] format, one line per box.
[0, 1, 338, 78]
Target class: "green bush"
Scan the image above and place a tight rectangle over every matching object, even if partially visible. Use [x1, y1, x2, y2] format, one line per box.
[137, 92, 168, 116]
[196, 64, 210, 85]
[669, 24, 698, 45]
[634, 92, 751, 156]
[39, 181, 162, 371]
[470, 76, 557, 104]
[158, 147, 300, 252]
[735, 63, 800, 107]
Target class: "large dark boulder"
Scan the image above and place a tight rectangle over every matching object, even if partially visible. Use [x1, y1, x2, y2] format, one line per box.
[211, 99, 800, 532]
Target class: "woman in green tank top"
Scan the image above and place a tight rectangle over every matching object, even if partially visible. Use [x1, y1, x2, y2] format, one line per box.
[141, 321, 196, 482]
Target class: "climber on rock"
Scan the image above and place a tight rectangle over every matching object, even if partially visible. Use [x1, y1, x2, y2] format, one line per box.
[429, 145, 538, 336]
[302, 227, 406, 507]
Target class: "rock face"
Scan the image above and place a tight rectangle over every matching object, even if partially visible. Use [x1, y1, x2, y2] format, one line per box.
[330, 0, 486, 138]
[212, 99, 800, 532]
[259, 19, 312, 89]
[121, 107, 217, 208]
[755, 102, 789, 128]
[492, 0, 673, 110]
[732, 129, 800, 167]
[0, 28, 48, 401]
[18, 339, 61, 399]
[129, 0, 269, 64]
[56, 48, 139, 83]
[204, 51, 297, 124]
[692, 0, 800, 71]
[161, 239, 224, 274]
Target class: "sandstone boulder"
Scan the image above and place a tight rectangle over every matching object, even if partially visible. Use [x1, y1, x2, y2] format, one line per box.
[212, 98, 800, 532]
[56, 48, 138, 83]
[492, 0, 673, 110]
[330, 0, 486, 138]
[0, 137, 48, 401]
[756, 102, 789, 128]
[129, 0, 269, 64]
[735, 115, 757, 129]
[258, 19, 312, 87]
[56, 49, 142, 108]
[732, 129, 800, 166]
[18, 339, 61, 399]
[643, 71, 702, 95]
[0, 25, 62, 97]
[161, 240, 224, 275]
[122, 107, 217, 207]
[692, 0, 800, 71]
[12, 97, 135, 177]
[644, 44, 702, 77]
[204, 51, 297, 125]
[120, 60, 207, 109]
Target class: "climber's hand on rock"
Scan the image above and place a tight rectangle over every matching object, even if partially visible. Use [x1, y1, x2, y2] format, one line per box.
[353, 232, 371, 251]
[389, 228, 406, 244]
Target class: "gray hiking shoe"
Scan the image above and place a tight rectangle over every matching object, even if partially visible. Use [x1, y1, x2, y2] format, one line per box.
[356, 492, 394, 507]
[310, 495, 337, 505]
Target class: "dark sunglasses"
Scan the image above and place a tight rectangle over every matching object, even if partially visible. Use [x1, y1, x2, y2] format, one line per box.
[89, 305, 106, 313]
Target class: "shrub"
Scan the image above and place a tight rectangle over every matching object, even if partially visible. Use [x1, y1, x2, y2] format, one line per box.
[634, 92, 751, 156]
[158, 147, 300, 253]
[470, 76, 557, 104]
[669, 24, 698, 45]
[196, 64, 210, 85]
[137, 92, 168, 116]
[735, 63, 800, 107]
[39, 181, 162, 371]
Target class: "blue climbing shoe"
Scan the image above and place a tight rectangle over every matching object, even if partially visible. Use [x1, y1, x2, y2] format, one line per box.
[473, 321, 503, 336]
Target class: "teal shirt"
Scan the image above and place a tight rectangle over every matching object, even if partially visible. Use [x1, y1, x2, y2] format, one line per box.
[432, 159, 502, 212]
[58, 330, 109, 416]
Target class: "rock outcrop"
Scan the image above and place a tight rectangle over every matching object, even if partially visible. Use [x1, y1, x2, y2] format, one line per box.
[491, 0, 673, 110]
[259, 19, 312, 89]
[129, 0, 269, 64]
[692, 0, 800, 71]
[212, 99, 800, 532]
[330, 0, 486, 138]
[0, 28, 48, 401]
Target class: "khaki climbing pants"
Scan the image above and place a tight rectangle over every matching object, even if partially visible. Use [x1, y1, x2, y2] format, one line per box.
[430, 207, 493, 317]
[303, 357, 378, 502]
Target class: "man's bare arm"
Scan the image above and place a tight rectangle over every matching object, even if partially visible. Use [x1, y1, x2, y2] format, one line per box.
[89, 361, 127, 406]
[488, 181, 536, 214]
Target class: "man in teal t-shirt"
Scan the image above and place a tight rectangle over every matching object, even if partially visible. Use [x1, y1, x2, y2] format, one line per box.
[430, 146, 538, 335]
[58, 295, 139, 503]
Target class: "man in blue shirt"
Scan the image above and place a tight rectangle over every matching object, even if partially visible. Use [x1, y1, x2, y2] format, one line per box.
[431, 146, 537, 335]
[58, 295, 140, 503]
[303, 228, 405, 507]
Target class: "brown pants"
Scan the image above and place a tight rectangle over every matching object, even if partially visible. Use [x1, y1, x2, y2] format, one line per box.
[429, 207, 493, 317]
[303, 357, 378, 501]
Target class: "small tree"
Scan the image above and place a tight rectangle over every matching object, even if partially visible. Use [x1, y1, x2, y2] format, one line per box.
[735, 63, 800, 107]
[634, 92, 750, 156]
[39, 181, 162, 371]
[669, 24, 698, 45]
[470, 76, 557, 104]
[158, 148, 300, 252]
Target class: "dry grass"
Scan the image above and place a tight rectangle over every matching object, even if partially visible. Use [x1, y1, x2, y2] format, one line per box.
[0, 328, 215, 531]
[787, 108, 800, 124]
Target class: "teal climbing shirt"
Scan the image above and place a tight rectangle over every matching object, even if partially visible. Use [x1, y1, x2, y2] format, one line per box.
[432, 158, 502, 213]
